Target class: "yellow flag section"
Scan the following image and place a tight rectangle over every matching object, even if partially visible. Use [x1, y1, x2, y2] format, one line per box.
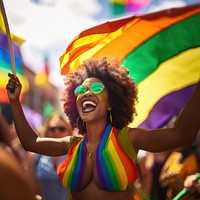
[129, 47, 200, 127]
[0, 13, 24, 44]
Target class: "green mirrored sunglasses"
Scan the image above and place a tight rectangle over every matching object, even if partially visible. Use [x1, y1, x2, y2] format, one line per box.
[74, 82, 105, 96]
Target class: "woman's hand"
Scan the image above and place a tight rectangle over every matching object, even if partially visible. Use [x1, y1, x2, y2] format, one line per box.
[6, 73, 22, 102]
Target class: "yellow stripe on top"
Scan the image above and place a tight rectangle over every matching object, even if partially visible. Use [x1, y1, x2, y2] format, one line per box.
[61, 139, 83, 188]
[0, 13, 25, 45]
[108, 138, 128, 190]
[1, 70, 29, 91]
[129, 47, 200, 128]
[62, 153, 74, 187]
[0, 70, 29, 103]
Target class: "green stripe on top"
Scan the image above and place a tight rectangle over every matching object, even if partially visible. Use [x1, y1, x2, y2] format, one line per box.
[121, 13, 200, 84]
[0, 47, 24, 75]
[118, 127, 136, 160]
[103, 131, 119, 190]
[103, 148, 121, 191]
[0, 60, 23, 75]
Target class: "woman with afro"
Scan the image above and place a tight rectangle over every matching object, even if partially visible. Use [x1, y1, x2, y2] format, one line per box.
[6, 57, 200, 200]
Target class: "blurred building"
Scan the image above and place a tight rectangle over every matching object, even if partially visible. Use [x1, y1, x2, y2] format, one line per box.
[23, 65, 61, 114]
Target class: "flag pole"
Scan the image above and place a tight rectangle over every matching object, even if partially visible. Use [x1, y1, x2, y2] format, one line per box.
[0, 0, 16, 75]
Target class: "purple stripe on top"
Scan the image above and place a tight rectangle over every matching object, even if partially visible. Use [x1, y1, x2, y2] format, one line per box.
[139, 84, 195, 129]
[0, 32, 23, 73]
[77, 137, 86, 190]
[96, 124, 112, 190]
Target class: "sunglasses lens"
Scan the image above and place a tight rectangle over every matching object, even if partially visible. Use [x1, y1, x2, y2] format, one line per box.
[90, 82, 104, 94]
[74, 85, 86, 96]
[49, 126, 66, 132]
[58, 127, 66, 132]
[49, 127, 55, 132]
[74, 82, 104, 96]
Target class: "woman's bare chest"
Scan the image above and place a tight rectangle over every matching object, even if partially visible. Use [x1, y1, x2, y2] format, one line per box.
[81, 152, 100, 189]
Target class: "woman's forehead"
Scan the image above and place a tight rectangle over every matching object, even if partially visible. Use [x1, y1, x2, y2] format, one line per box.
[82, 77, 103, 85]
[49, 117, 65, 125]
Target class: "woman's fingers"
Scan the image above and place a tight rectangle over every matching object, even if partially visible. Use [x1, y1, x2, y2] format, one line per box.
[6, 73, 20, 88]
[6, 73, 22, 98]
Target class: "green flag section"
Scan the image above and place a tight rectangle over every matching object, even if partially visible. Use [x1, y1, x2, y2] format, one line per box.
[43, 102, 56, 119]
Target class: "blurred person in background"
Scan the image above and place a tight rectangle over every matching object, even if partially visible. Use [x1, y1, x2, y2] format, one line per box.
[135, 150, 153, 196]
[147, 151, 170, 200]
[134, 150, 152, 200]
[159, 144, 200, 199]
[147, 117, 177, 200]
[159, 117, 200, 199]
[0, 114, 39, 200]
[184, 172, 200, 198]
[31, 112, 75, 200]
[181, 130, 200, 199]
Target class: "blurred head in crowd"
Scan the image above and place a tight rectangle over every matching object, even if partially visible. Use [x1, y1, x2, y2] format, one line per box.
[39, 112, 73, 138]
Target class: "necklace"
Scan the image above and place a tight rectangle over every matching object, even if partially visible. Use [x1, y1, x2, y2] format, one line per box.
[86, 144, 98, 157]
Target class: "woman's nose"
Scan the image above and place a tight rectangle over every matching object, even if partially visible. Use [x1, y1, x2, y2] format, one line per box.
[84, 89, 92, 96]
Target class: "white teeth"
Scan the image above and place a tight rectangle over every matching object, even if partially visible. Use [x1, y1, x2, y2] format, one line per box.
[82, 101, 96, 108]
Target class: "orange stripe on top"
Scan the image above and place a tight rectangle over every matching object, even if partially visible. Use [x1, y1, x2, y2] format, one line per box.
[93, 7, 199, 58]
[57, 139, 81, 186]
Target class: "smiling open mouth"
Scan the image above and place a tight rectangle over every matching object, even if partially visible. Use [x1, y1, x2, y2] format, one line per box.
[82, 100, 97, 113]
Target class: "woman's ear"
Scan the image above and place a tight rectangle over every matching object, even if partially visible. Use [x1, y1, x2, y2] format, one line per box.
[107, 106, 113, 124]
[107, 105, 112, 111]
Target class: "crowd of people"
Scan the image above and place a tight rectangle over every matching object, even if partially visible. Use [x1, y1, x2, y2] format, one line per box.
[135, 118, 200, 200]
[0, 111, 76, 200]
[1, 57, 200, 200]
[1, 114, 200, 200]
[0, 114, 38, 200]
[137, 137, 200, 200]
[1, 111, 200, 200]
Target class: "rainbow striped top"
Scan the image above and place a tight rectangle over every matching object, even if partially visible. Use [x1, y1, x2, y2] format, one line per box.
[57, 123, 138, 192]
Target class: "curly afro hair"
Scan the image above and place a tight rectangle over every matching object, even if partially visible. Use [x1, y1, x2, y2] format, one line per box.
[60, 57, 138, 135]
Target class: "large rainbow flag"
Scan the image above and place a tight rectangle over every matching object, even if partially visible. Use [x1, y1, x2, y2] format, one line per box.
[0, 13, 29, 104]
[60, 4, 200, 128]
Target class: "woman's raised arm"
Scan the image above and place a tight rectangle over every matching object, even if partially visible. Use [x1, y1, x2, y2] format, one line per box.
[6, 73, 71, 156]
[130, 80, 200, 152]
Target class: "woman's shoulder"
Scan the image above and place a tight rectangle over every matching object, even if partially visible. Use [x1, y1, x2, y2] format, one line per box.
[117, 127, 137, 161]
[119, 126, 143, 142]
[69, 135, 83, 149]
